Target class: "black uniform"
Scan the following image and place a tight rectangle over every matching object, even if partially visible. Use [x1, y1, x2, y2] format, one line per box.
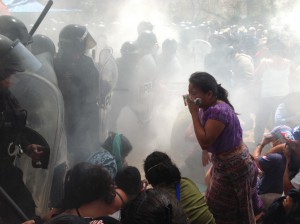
[54, 24, 100, 164]
[54, 54, 100, 163]
[0, 87, 36, 223]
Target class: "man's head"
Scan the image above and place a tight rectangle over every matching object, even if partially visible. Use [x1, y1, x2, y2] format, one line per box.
[282, 125, 300, 151]
[62, 162, 115, 209]
[264, 125, 292, 146]
[136, 30, 158, 55]
[137, 21, 154, 35]
[115, 166, 142, 200]
[120, 41, 139, 58]
[162, 38, 177, 56]
[58, 24, 96, 56]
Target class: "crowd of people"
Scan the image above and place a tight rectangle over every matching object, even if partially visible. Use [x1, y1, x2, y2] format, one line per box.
[0, 8, 300, 224]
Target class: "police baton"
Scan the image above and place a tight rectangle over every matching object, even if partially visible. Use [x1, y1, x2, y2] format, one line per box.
[0, 185, 29, 221]
[29, 0, 53, 36]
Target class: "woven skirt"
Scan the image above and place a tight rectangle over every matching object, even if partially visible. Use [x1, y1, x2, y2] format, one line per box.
[206, 144, 256, 224]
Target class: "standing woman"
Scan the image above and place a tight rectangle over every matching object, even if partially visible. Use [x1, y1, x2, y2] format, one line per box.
[186, 72, 256, 224]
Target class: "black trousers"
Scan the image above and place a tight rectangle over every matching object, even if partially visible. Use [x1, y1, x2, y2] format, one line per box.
[0, 164, 35, 224]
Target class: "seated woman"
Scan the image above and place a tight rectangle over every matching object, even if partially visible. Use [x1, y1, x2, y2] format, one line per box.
[121, 188, 188, 224]
[48, 162, 120, 224]
[89, 132, 133, 173]
[143, 151, 215, 224]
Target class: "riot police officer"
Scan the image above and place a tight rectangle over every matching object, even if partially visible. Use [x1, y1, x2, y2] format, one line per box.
[0, 15, 58, 85]
[0, 15, 33, 46]
[31, 34, 56, 58]
[137, 21, 154, 35]
[0, 35, 43, 224]
[108, 41, 140, 131]
[54, 24, 100, 165]
[156, 38, 182, 79]
[132, 30, 158, 123]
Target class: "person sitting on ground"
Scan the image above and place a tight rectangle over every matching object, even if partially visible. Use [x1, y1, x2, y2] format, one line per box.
[121, 188, 189, 224]
[263, 189, 300, 224]
[109, 166, 146, 221]
[144, 151, 215, 224]
[48, 162, 120, 224]
[115, 166, 145, 201]
[281, 125, 300, 194]
[253, 125, 291, 209]
[87, 146, 118, 179]
[100, 132, 133, 171]
[264, 125, 300, 195]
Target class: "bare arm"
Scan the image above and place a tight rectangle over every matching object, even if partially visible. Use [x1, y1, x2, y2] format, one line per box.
[283, 147, 295, 195]
[253, 136, 274, 169]
[265, 143, 286, 155]
[204, 166, 212, 187]
[253, 144, 264, 169]
[191, 112, 225, 149]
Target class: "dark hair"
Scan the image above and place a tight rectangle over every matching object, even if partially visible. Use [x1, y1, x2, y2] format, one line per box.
[62, 162, 115, 209]
[189, 72, 235, 110]
[144, 151, 181, 187]
[287, 189, 300, 222]
[102, 132, 132, 158]
[121, 189, 188, 224]
[115, 166, 141, 199]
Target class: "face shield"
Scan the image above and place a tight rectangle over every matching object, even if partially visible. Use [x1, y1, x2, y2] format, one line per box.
[8, 40, 42, 73]
[84, 31, 97, 50]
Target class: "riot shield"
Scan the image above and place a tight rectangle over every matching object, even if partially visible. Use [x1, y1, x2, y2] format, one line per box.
[9, 72, 67, 215]
[98, 47, 118, 90]
[35, 52, 58, 86]
[188, 39, 211, 70]
[98, 47, 118, 141]
[131, 54, 157, 123]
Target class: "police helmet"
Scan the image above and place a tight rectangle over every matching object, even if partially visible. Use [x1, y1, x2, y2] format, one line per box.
[137, 21, 154, 35]
[0, 35, 41, 80]
[31, 34, 56, 57]
[0, 15, 33, 46]
[58, 24, 96, 53]
[137, 30, 157, 50]
[162, 38, 177, 55]
[120, 41, 139, 56]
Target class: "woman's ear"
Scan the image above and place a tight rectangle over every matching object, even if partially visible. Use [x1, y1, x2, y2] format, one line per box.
[207, 90, 214, 98]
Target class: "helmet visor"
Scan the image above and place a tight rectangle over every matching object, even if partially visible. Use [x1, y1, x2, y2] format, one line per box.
[85, 32, 97, 50]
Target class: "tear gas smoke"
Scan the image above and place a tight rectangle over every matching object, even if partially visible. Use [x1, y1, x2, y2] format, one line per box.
[6, 0, 300, 188]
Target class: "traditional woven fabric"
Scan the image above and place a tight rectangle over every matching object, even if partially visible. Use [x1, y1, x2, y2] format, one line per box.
[206, 144, 256, 224]
[87, 147, 117, 178]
